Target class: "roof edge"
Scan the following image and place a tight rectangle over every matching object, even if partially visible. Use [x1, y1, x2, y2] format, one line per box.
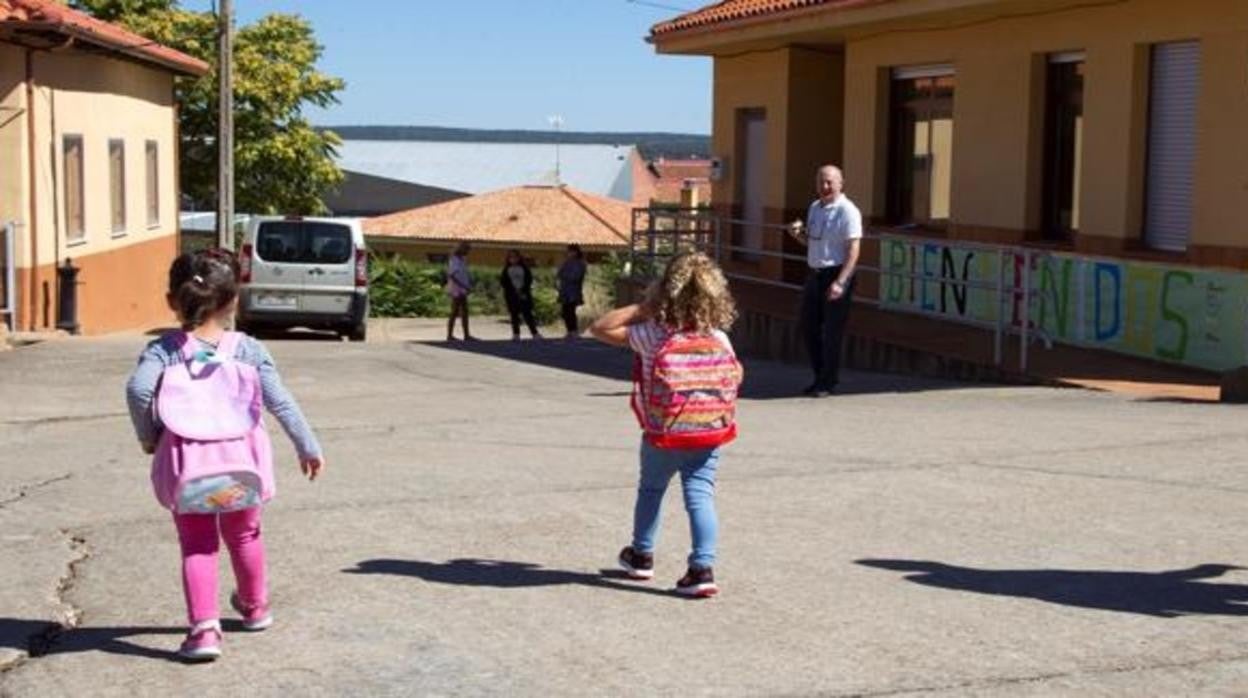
[649, 0, 894, 44]
[1, 0, 209, 76]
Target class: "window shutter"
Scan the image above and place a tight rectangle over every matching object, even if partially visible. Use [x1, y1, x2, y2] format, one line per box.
[1145, 41, 1200, 252]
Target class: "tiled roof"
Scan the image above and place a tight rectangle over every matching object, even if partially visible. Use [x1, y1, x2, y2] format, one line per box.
[651, 0, 894, 37]
[0, 0, 208, 76]
[363, 185, 632, 249]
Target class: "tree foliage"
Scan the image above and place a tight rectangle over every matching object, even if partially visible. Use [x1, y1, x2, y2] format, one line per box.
[72, 0, 345, 214]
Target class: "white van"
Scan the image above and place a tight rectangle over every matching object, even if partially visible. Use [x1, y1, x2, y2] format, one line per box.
[236, 216, 369, 341]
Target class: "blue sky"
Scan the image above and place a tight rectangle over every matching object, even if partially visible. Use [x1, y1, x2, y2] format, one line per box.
[184, 0, 711, 134]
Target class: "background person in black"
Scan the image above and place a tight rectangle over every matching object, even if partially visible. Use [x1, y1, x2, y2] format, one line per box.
[500, 249, 542, 340]
[556, 244, 588, 340]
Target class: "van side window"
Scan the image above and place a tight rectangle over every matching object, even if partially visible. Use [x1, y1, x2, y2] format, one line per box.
[256, 222, 352, 264]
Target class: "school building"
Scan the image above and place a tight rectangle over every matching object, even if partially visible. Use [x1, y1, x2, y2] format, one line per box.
[0, 0, 208, 335]
[648, 0, 1248, 375]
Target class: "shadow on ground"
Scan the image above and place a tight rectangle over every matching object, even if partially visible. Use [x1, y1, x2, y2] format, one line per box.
[0, 618, 183, 663]
[415, 338, 976, 400]
[344, 558, 689, 600]
[856, 559, 1248, 618]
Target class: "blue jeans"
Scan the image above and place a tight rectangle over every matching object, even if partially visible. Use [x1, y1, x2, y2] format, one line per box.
[632, 439, 721, 569]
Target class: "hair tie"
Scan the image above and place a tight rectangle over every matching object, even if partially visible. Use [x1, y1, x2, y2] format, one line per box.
[192, 274, 205, 286]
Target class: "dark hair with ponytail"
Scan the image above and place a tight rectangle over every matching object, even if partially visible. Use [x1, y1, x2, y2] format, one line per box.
[167, 248, 240, 330]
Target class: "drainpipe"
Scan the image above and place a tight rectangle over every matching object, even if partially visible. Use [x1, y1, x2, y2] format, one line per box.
[24, 49, 37, 331]
[48, 89, 59, 329]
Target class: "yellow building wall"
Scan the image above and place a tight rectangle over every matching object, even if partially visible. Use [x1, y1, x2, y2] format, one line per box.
[711, 47, 845, 282]
[0, 44, 28, 259]
[1, 45, 181, 332]
[841, 0, 1248, 254]
[711, 48, 791, 218]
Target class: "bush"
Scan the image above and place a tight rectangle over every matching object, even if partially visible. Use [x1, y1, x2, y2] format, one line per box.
[368, 255, 560, 325]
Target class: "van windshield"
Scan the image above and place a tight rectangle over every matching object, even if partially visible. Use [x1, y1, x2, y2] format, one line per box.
[256, 222, 353, 264]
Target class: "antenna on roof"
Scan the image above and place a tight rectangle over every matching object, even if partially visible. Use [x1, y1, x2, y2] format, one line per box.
[548, 114, 564, 186]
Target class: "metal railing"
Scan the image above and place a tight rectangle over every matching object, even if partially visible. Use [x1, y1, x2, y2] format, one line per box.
[1, 221, 15, 332]
[629, 207, 1053, 371]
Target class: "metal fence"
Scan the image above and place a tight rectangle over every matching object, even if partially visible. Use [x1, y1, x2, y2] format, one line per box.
[629, 207, 1053, 371]
[0, 221, 15, 332]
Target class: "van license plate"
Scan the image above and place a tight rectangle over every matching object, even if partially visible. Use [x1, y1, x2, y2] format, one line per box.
[255, 293, 297, 310]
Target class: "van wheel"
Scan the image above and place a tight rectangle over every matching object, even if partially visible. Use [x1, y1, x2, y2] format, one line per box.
[347, 323, 367, 342]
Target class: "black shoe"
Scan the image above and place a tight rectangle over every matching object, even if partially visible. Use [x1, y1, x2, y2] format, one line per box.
[618, 546, 654, 580]
[801, 383, 820, 396]
[675, 566, 719, 598]
[807, 384, 836, 398]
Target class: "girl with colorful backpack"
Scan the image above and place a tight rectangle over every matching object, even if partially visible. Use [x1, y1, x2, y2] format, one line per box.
[125, 249, 324, 661]
[590, 252, 742, 598]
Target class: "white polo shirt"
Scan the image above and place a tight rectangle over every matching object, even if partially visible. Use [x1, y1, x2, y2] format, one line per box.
[805, 195, 863, 269]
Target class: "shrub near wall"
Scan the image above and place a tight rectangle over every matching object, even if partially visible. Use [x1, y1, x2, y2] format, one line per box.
[369, 256, 561, 324]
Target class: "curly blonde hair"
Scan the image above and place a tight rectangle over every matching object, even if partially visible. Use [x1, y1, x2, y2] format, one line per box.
[646, 252, 737, 333]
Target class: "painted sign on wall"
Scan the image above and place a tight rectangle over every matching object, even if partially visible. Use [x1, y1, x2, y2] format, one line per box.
[880, 237, 1248, 371]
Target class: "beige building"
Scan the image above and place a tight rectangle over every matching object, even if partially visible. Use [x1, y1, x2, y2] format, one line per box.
[649, 0, 1248, 372]
[0, 0, 208, 334]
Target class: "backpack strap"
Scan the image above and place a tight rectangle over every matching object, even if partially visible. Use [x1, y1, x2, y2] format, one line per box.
[176, 331, 198, 363]
[177, 330, 242, 363]
[630, 353, 648, 430]
[216, 331, 243, 361]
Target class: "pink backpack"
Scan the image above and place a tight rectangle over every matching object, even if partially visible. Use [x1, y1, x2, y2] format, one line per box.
[151, 331, 274, 513]
[631, 331, 743, 449]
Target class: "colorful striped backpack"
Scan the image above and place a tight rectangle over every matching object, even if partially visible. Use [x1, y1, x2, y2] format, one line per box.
[151, 331, 274, 513]
[631, 330, 743, 449]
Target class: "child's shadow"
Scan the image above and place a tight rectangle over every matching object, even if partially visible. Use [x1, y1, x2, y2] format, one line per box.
[0, 618, 184, 663]
[344, 558, 684, 599]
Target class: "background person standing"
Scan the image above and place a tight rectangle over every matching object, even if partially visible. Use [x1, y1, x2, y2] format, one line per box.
[500, 249, 541, 340]
[557, 244, 588, 339]
[446, 242, 474, 341]
[788, 165, 862, 398]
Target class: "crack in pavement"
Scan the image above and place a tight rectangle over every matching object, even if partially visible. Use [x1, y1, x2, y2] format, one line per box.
[961, 459, 1248, 495]
[0, 413, 127, 429]
[0, 475, 72, 510]
[0, 529, 90, 677]
[824, 650, 1248, 697]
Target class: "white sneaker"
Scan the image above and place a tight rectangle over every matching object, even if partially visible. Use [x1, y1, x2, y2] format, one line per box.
[230, 591, 273, 631]
[178, 619, 223, 661]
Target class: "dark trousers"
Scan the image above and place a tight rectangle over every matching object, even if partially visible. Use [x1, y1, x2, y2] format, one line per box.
[801, 266, 854, 389]
[560, 302, 579, 334]
[507, 297, 539, 337]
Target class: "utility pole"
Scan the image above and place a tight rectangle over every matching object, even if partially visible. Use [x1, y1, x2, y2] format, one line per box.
[548, 115, 563, 185]
[216, 0, 235, 250]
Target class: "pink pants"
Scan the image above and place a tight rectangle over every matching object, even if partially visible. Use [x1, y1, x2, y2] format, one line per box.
[173, 507, 267, 625]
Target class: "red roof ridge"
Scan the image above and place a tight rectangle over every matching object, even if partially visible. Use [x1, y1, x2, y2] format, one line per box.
[0, 0, 209, 76]
[558, 186, 630, 243]
[651, 0, 895, 38]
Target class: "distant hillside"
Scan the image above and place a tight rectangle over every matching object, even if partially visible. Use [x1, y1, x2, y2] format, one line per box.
[323, 125, 711, 161]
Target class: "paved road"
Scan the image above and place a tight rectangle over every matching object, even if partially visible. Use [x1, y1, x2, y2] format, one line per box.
[3, 319, 1248, 696]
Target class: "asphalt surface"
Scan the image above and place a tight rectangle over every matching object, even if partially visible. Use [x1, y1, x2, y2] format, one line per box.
[3, 318, 1248, 696]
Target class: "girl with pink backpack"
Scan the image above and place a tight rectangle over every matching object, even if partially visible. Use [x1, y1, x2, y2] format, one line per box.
[125, 249, 324, 661]
[590, 252, 742, 598]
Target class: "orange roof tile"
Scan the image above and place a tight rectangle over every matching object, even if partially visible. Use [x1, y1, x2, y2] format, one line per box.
[651, 0, 896, 38]
[0, 0, 208, 76]
[363, 185, 632, 249]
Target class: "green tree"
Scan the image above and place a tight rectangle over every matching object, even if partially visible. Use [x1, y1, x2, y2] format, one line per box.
[72, 0, 345, 214]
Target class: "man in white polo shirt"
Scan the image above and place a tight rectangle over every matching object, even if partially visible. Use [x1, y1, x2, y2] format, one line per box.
[788, 164, 862, 398]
